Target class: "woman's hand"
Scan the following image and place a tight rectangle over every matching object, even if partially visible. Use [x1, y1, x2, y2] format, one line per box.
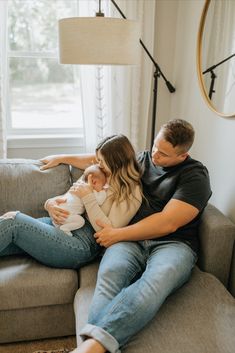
[46, 198, 69, 225]
[40, 155, 64, 171]
[70, 174, 93, 198]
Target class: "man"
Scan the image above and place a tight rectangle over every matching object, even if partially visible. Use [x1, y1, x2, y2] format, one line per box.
[42, 119, 211, 353]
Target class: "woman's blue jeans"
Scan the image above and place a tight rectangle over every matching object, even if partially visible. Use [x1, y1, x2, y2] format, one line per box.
[0, 212, 101, 268]
[79, 240, 197, 353]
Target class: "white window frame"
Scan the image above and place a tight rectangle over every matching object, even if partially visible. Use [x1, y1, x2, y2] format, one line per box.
[2, 0, 84, 150]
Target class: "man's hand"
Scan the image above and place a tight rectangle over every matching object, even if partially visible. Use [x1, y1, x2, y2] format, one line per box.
[46, 198, 69, 225]
[40, 155, 64, 170]
[94, 220, 122, 248]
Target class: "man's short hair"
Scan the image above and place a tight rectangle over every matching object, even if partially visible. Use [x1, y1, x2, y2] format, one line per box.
[160, 119, 195, 153]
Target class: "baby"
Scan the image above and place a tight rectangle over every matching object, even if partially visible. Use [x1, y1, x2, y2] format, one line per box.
[51, 164, 107, 236]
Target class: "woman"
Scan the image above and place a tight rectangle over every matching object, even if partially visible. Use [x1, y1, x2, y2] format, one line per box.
[0, 135, 142, 269]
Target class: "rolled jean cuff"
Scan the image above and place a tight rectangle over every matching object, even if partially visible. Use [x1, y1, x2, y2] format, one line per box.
[80, 323, 121, 353]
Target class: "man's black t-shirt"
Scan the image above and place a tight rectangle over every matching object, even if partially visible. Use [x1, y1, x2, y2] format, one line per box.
[130, 151, 212, 253]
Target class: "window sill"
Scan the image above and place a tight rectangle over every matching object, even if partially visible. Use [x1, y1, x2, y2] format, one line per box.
[7, 134, 85, 149]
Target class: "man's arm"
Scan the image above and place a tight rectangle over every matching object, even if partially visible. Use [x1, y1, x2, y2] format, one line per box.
[94, 199, 199, 247]
[40, 154, 96, 171]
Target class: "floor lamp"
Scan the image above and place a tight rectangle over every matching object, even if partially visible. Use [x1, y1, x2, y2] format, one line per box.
[58, 0, 176, 148]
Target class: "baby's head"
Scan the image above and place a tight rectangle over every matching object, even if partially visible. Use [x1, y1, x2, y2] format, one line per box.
[83, 164, 107, 192]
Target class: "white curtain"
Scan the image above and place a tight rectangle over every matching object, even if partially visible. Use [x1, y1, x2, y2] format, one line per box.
[0, 1, 7, 158]
[78, 0, 156, 152]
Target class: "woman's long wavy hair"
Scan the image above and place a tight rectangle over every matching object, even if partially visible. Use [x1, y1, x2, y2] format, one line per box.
[96, 134, 142, 204]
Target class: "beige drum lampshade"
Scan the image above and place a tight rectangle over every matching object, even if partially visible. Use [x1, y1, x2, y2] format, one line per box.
[58, 17, 140, 65]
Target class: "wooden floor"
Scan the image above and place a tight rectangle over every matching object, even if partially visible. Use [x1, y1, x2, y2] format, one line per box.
[0, 336, 76, 353]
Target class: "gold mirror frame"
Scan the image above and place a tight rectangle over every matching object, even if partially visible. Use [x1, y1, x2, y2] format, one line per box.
[196, 0, 235, 118]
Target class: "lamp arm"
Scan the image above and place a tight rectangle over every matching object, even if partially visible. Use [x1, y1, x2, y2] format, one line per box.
[109, 0, 175, 148]
[110, 0, 175, 93]
[203, 53, 235, 75]
[110, 0, 127, 20]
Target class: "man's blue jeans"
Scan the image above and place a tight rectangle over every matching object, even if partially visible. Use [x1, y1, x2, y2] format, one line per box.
[0, 212, 101, 268]
[79, 240, 197, 353]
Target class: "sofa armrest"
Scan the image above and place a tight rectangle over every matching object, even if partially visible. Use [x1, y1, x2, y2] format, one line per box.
[198, 204, 235, 287]
[228, 243, 235, 296]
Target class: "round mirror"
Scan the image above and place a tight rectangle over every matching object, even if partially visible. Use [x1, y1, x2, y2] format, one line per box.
[197, 0, 235, 117]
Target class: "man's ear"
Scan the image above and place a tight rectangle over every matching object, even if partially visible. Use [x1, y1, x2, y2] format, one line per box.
[180, 152, 188, 161]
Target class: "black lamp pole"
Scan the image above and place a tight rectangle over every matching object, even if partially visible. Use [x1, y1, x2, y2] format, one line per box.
[110, 0, 176, 148]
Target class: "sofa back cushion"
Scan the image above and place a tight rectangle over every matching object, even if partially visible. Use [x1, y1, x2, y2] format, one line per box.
[0, 159, 71, 218]
[70, 166, 83, 183]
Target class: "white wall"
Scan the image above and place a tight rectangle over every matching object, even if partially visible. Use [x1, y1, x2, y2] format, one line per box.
[155, 0, 235, 223]
[153, 0, 178, 131]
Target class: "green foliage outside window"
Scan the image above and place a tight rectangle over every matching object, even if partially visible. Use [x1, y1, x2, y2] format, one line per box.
[8, 0, 77, 83]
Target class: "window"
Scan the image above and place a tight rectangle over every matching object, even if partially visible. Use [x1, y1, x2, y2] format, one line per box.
[5, 0, 83, 141]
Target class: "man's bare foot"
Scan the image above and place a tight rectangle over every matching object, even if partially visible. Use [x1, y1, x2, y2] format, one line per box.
[71, 338, 106, 353]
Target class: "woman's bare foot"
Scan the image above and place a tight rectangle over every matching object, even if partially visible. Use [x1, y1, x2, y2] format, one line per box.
[0, 211, 18, 220]
[71, 338, 106, 353]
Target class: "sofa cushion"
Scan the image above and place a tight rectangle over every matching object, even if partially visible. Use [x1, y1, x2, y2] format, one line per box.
[75, 263, 235, 353]
[0, 159, 71, 218]
[0, 303, 76, 343]
[124, 267, 235, 353]
[0, 255, 78, 310]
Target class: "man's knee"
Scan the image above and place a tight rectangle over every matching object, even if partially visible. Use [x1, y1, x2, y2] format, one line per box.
[101, 242, 141, 270]
[98, 243, 143, 287]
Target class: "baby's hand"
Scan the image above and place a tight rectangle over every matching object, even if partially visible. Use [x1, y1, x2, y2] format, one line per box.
[70, 176, 93, 198]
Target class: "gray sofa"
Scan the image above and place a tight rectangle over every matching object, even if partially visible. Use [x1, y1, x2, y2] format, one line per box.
[0, 159, 235, 352]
